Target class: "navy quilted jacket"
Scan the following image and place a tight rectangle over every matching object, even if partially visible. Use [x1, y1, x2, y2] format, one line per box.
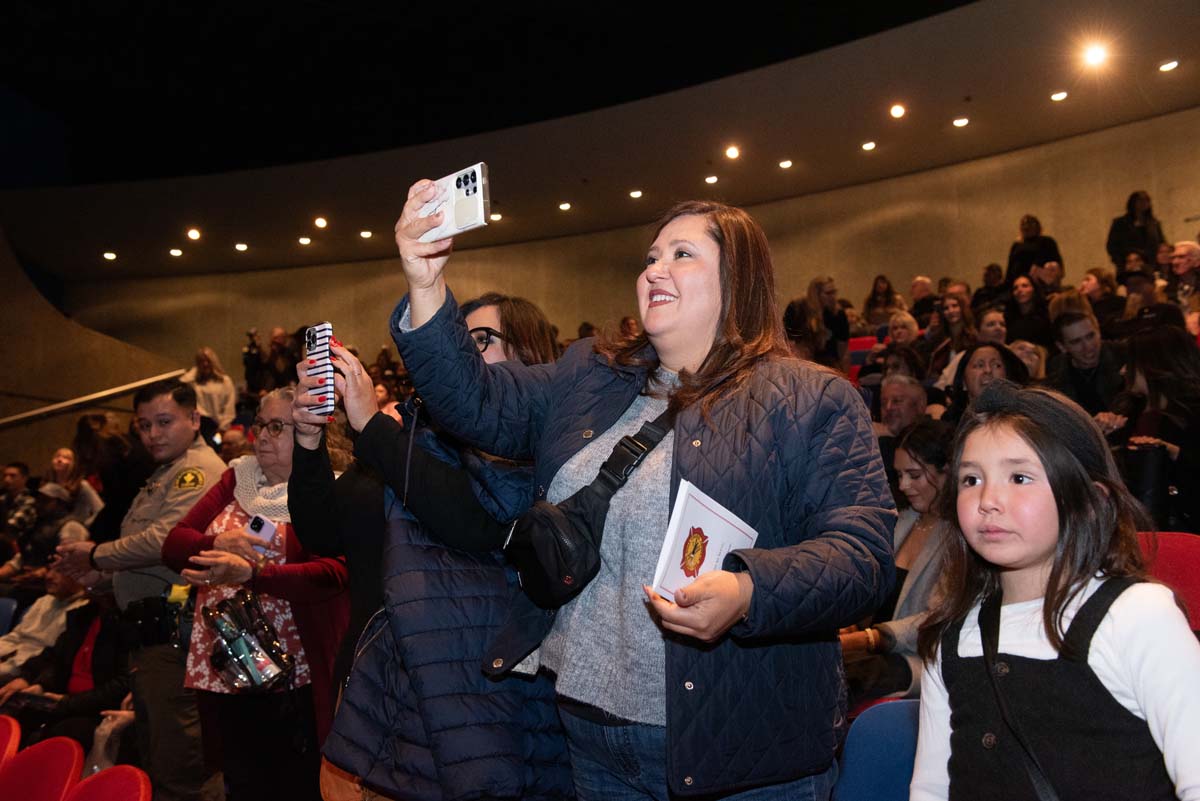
[322, 424, 573, 801]
[392, 291, 897, 797]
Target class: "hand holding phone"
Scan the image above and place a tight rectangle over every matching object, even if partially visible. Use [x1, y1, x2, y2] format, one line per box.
[417, 162, 490, 243]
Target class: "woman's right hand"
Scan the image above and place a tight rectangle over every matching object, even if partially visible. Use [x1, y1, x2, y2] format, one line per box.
[293, 360, 332, 450]
[394, 179, 454, 327]
[329, 344, 379, 433]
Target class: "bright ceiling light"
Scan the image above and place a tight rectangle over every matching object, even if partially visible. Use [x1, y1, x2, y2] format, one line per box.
[187, 228, 201, 240]
[861, 141, 876, 151]
[235, 243, 248, 251]
[298, 237, 312, 245]
[102, 252, 116, 261]
[1083, 44, 1107, 66]
[725, 145, 740, 159]
[360, 230, 373, 238]
[953, 117, 970, 127]
[1050, 91, 1068, 102]
[169, 248, 182, 257]
[629, 190, 643, 199]
[779, 160, 793, 169]
[1159, 60, 1178, 72]
[889, 104, 905, 119]
[488, 213, 502, 221]
[314, 217, 328, 228]
[704, 175, 718, 184]
[558, 202, 571, 211]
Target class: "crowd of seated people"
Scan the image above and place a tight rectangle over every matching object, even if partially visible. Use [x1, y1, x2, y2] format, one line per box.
[1, 188, 1198, 800]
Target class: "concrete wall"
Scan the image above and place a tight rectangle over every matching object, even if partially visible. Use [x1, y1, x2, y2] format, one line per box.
[43, 105, 1200, 390]
[0, 231, 177, 466]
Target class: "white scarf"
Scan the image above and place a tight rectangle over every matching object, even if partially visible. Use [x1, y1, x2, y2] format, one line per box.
[229, 455, 291, 522]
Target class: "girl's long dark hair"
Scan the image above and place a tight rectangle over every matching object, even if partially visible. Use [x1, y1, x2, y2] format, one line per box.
[917, 381, 1150, 661]
[594, 201, 789, 419]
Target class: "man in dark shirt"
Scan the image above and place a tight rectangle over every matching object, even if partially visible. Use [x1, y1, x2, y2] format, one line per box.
[1045, 312, 1125, 418]
[909, 276, 936, 328]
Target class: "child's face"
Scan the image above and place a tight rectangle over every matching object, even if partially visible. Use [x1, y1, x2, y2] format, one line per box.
[956, 423, 1061, 601]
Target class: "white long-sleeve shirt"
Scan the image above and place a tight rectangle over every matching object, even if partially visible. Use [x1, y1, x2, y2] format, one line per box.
[0, 592, 89, 680]
[911, 578, 1200, 801]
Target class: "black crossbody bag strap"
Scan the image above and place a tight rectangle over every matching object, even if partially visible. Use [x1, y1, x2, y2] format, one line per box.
[590, 406, 676, 499]
[979, 593, 1062, 801]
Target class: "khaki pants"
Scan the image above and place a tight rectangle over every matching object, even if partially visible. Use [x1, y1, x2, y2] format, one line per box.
[130, 643, 224, 801]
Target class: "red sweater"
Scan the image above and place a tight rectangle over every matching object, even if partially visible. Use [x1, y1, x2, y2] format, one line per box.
[162, 468, 349, 743]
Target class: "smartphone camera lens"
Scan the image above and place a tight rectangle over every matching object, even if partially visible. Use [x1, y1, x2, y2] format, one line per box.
[470, 170, 477, 183]
[455, 177, 462, 189]
[250, 518, 263, 532]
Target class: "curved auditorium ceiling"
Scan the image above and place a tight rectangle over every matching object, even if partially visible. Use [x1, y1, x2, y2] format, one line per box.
[0, 0, 1197, 281]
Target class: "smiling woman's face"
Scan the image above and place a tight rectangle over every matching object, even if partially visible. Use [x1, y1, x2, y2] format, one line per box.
[637, 214, 723, 369]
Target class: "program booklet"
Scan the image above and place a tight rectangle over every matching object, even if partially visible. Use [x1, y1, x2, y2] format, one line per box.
[651, 479, 758, 602]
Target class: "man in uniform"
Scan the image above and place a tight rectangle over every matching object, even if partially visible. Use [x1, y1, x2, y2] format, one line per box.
[58, 379, 225, 801]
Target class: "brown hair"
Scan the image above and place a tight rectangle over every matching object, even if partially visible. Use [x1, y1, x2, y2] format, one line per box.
[463, 292, 558, 366]
[594, 201, 789, 418]
[917, 381, 1150, 661]
[942, 291, 977, 351]
[1085, 267, 1118, 298]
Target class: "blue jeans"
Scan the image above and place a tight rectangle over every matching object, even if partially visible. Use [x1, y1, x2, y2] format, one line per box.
[559, 707, 838, 801]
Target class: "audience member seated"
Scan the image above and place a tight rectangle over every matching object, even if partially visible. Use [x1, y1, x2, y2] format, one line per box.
[0, 586, 129, 754]
[161, 387, 349, 801]
[875, 375, 930, 501]
[0, 566, 88, 682]
[841, 419, 953, 706]
[1105, 190, 1166, 271]
[934, 306, 1005, 390]
[782, 297, 817, 361]
[71, 414, 153, 545]
[43, 448, 104, 528]
[0, 483, 89, 611]
[1005, 214, 1063, 286]
[1004, 275, 1054, 348]
[909, 275, 937, 327]
[243, 326, 300, 394]
[1030, 259, 1068, 302]
[1079, 267, 1125, 338]
[218, 427, 252, 464]
[1112, 326, 1200, 533]
[1008, 339, 1047, 382]
[806, 275, 850, 369]
[970, 263, 1007, 315]
[940, 342, 1030, 426]
[1155, 241, 1175, 279]
[181, 347, 237, 446]
[1, 463, 36, 561]
[1045, 312, 1125, 418]
[927, 292, 976, 382]
[840, 298, 872, 337]
[1168, 240, 1199, 313]
[862, 274, 908, 327]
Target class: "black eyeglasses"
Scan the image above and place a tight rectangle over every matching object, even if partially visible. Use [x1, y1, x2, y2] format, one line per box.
[469, 326, 506, 354]
[250, 419, 294, 438]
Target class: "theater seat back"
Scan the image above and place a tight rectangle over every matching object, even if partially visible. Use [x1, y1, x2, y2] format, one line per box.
[64, 765, 153, 801]
[0, 715, 18, 770]
[1138, 531, 1200, 631]
[0, 736, 84, 801]
[833, 698, 919, 801]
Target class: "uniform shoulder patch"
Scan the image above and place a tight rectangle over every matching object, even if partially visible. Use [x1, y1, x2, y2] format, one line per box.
[173, 467, 206, 491]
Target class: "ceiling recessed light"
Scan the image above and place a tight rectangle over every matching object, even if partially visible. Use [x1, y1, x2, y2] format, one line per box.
[889, 104, 906, 119]
[1083, 44, 1107, 67]
[359, 230, 373, 238]
[102, 252, 116, 261]
[953, 117, 970, 127]
[704, 175, 718, 184]
[725, 145, 740, 159]
[314, 217, 328, 228]
[298, 237, 312, 245]
[1159, 60, 1178, 72]
[779, 160, 793, 169]
[488, 213, 502, 221]
[1050, 91, 1068, 102]
[558, 202, 571, 211]
[234, 243, 248, 251]
[861, 141, 876, 151]
[629, 190, 643, 199]
[187, 228, 201, 240]
[169, 248, 182, 257]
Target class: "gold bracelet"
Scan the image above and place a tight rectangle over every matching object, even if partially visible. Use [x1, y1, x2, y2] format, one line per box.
[865, 628, 879, 653]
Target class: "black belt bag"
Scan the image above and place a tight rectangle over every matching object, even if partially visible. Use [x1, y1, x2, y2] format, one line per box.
[121, 596, 182, 649]
[506, 408, 674, 609]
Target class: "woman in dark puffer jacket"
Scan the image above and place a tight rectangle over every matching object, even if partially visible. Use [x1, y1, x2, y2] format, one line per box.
[389, 185, 896, 800]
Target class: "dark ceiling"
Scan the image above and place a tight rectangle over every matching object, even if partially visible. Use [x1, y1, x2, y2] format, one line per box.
[1, 1, 971, 185]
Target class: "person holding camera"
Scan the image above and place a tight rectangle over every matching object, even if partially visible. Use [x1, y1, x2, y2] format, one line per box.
[161, 387, 349, 801]
[388, 182, 896, 800]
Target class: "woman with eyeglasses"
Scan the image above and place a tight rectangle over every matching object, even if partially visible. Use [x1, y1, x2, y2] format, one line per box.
[289, 295, 573, 800]
[385, 182, 894, 800]
[161, 387, 350, 801]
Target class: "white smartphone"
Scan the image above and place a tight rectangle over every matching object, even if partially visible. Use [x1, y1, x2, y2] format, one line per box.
[247, 514, 277, 554]
[417, 162, 490, 243]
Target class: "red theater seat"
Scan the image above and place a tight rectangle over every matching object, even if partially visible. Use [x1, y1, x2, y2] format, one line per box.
[0, 715, 18, 770]
[1138, 531, 1200, 631]
[0, 736, 84, 801]
[65, 765, 152, 801]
